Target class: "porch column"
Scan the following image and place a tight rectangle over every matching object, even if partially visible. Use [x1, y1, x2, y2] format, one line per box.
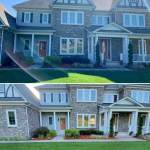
[104, 112, 107, 134]
[13, 34, 17, 53]
[49, 34, 52, 56]
[68, 111, 70, 129]
[146, 112, 150, 133]
[124, 37, 129, 63]
[141, 38, 145, 62]
[31, 34, 34, 57]
[91, 36, 94, 61]
[131, 112, 135, 132]
[54, 111, 56, 130]
[40, 111, 42, 127]
[133, 111, 138, 134]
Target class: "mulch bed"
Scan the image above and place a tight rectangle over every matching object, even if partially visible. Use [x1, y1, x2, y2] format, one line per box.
[31, 137, 55, 140]
[64, 135, 117, 140]
[133, 136, 150, 141]
[0, 65, 31, 69]
[125, 66, 150, 71]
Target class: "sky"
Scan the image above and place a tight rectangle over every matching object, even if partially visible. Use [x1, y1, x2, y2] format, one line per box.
[0, 0, 29, 17]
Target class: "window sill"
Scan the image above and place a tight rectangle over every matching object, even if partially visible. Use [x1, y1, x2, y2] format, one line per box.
[8, 125, 17, 127]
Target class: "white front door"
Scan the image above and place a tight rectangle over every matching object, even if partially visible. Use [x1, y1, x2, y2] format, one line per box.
[113, 114, 119, 131]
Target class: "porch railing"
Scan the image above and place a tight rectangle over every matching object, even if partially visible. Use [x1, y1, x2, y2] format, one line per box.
[145, 54, 150, 62]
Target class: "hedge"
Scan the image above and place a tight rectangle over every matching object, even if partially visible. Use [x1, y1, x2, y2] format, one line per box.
[44, 56, 62, 67]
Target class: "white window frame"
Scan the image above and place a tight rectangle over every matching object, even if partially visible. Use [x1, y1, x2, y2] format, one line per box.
[24, 39, 30, 50]
[138, 40, 147, 55]
[77, 89, 97, 102]
[103, 94, 119, 103]
[61, 11, 84, 25]
[60, 37, 84, 55]
[0, 84, 4, 92]
[46, 93, 51, 102]
[24, 12, 30, 23]
[43, 13, 48, 23]
[77, 114, 96, 128]
[141, 114, 147, 127]
[61, 93, 66, 102]
[6, 110, 17, 127]
[123, 14, 145, 27]
[131, 90, 149, 103]
[91, 16, 110, 25]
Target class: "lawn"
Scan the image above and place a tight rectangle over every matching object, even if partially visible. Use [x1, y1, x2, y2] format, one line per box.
[0, 141, 150, 150]
[0, 69, 150, 83]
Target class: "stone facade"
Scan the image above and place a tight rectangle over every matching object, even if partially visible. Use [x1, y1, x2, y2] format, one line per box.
[0, 105, 28, 137]
[119, 89, 124, 100]
[69, 86, 104, 130]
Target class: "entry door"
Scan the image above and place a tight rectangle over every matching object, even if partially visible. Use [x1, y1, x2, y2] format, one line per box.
[100, 39, 107, 60]
[113, 114, 119, 131]
[39, 41, 47, 57]
[60, 118, 66, 130]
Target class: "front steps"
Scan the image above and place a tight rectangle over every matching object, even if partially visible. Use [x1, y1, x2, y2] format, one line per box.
[104, 61, 126, 68]
[33, 58, 44, 64]
[116, 132, 133, 138]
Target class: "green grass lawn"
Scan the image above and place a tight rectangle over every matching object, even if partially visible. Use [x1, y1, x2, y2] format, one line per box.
[0, 69, 150, 83]
[0, 141, 150, 150]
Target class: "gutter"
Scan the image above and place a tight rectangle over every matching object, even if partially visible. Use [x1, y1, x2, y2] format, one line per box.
[0, 29, 4, 66]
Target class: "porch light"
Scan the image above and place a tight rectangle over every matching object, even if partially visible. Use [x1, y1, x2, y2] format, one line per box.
[36, 42, 39, 46]
[58, 118, 59, 121]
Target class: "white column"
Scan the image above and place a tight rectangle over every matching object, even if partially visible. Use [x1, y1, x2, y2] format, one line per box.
[141, 38, 145, 62]
[49, 34, 52, 56]
[133, 111, 138, 134]
[13, 34, 17, 53]
[124, 37, 129, 63]
[104, 112, 107, 134]
[31, 34, 34, 57]
[54, 112, 56, 130]
[88, 38, 90, 59]
[99, 114, 101, 130]
[68, 111, 70, 129]
[146, 112, 150, 133]
[131, 112, 135, 132]
[40, 111, 42, 127]
[91, 36, 94, 61]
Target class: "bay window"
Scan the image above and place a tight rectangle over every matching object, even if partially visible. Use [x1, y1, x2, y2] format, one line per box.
[91, 16, 109, 25]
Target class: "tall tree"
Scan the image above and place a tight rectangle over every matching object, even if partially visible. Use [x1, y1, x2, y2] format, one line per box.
[109, 116, 114, 137]
[128, 42, 133, 66]
[96, 42, 101, 67]
[136, 116, 144, 137]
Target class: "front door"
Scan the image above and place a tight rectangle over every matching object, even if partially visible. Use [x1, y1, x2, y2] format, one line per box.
[113, 114, 119, 131]
[60, 118, 66, 130]
[100, 39, 107, 60]
[39, 41, 47, 57]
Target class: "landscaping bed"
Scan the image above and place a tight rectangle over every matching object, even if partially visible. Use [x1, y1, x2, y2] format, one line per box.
[31, 137, 55, 140]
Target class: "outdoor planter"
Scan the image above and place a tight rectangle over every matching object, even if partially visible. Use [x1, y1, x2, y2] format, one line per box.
[114, 132, 118, 136]
[120, 60, 123, 65]
[129, 132, 133, 136]
[103, 60, 107, 66]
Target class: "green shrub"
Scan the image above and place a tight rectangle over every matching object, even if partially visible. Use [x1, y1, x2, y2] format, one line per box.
[140, 136, 150, 140]
[65, 129, 72, 136]
[109, 116, 114, 137]
[136, 116, 144, 137]
[38, 135, 44, 140]
[96, 130, 104, 135]
[96, 42, 101, 67]
[90, 135, 108, 139]
[128, 42, 133, 66]
[148, 63, 150, 67]
[25, 57, 33, 65]
[32, 127, 49, 138]
[79, 130, 86, 135]
[65, 129, 80, 137]
[82, 58, 90, 64]
[85, 130, 91, 135]
[0, 137, 28, 141]
[50, 130, 57, 137]
[65, 133, 72, 139]
[72, 63, 94, 68]
[17, 52, 26, 61]
[46, 133, 52, 138]
[44, 56, 62, 67]
[142, 63, 148, 67]
[73, 132, 80, 138]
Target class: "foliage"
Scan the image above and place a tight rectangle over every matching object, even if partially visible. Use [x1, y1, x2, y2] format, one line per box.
[32, 127, 49, 138]
[109, 116, 114, 137]
[96, 42, 101, 67]
[148, 63, 150, 67]
[25, 57, 33, 65]
[44, 56, 62, 67]
[79, 129, 103, 135]
[0, 136, 28, 141]
[65, 133, 72, 139]
[142, 63, 148, 67]
[115, 131, 118, 134]
[73, 132, 80, 138]
[139, 136, 150, 140]
[16, 52, 26, 61]
[46, 133, 52, 138]
[65, 129, 79, 137]
[79, 130, 86, 135]
[2, 56, 13, 66]
[72, 63, 94, 68]
[50, 130, 57, 137]
[38, 135, 44, 140]
[136, 116, 144, 137]
[90, 135, 108, 139]
[130, 65, 145, 70]
[96, 130, 104, 135]
[128, 42, 133, 66]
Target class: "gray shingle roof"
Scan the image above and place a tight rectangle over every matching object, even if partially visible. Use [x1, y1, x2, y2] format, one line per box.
[17, 26, 56, 31]
[35, 84, 68, 90]
[40, 105, 72, 108]
[126, 28, 150, 34]
[0, 97, 24, 101]
[0, 2, 17, 29]
[105, 84, 123, 89]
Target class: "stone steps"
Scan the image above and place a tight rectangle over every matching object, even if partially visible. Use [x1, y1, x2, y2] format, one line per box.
[104, 61, 126, 68]
[116, 132, 133, 138]
[33, 58, 44, 64]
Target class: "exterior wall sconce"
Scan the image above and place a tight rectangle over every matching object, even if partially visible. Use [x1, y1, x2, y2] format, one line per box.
[36, 42, 39, 46]
[58, 118, 59, 121]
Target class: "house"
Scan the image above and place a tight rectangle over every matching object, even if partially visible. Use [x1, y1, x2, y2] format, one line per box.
[0, 83, 150, 137]
[0, 0, 150, 66]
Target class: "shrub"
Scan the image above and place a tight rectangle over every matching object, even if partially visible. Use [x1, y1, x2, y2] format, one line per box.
[96, 130, 104, 135]
[73, 132, 80, 138]
[136, 116, 144, 137]
[65, 129, 72, 136]
[32, 127, 49, 137]
[50, 130, 57, 137]
[72, 63, 94, 68]
[0, 137, 28, 141]
[82, 58, 90, 64]
[25, 57, 33, 65]
[46, 133, 52, 138]
[38, 135, 44, 140]
[109, 116, 114, 137]
[2, 56, 13, 66]
[65, 129, 79, 137]
[130, 65, 145, 70]
[17, 52, 26, 61]
[65, 133, 72, 139]
[79, 130, 86, 135]
[140, 136, 150, 140]
[90, 135, 108, 139]
[148, 63, 150, 67]
[85, 130, 91, 135]
[44, 56, 62, 67]
[142, 63, 148, 67]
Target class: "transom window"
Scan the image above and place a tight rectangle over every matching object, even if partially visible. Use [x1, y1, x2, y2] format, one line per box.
[56, 0, 89, 4]
[124, 14, 145, 27]
[46, 93, 51, 102]
[138, 40, 147, 55]
[61, 93, 66, 102]
[77, 114, 96, 128]
[25, 12, 30, 22]
[131, 91, 149, 103]
[6, 110, 17, 127]
[61, 11, 84, 25]
[77, 89, 97, 102]
[61, 38, 83, 55]
[91, 16, 109, 25]
[0, 84, 4, 92]
[24, 40, 30, 50]
[103, 94, 118, 103]
[43, 13, 48, 23]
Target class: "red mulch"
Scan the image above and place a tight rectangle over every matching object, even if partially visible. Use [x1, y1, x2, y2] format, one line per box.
[0, 65, 31, 69]
[31, 137, 55, 140]
[64, 135, 117, 140]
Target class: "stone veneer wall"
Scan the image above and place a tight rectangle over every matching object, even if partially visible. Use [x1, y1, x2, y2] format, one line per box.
[27, 106, 40, 136]
[69, 86, 104, 130]
[0, 105, 28, 137]
[52, 8, 91, 58]
[119, 89, 124, 100]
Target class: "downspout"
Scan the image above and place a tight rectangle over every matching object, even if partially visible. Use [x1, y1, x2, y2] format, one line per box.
[0, 29, 4, 66]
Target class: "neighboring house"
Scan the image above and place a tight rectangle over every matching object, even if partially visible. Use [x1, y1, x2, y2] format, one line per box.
[0, 84, 150, 137]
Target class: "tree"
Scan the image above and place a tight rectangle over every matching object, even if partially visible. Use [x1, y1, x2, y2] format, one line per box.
[128, 42, 133, 66]
[109, 116, 114, 137]
[96, 42, 101, 67]
[136, 116, 144, 137]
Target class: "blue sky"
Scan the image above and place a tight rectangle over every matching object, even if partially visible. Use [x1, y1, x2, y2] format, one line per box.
[0, 0, 28, 17]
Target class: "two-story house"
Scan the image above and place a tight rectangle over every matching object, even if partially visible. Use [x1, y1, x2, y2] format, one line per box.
[1, 0, 150, 66]
[0, 84, 150, 137]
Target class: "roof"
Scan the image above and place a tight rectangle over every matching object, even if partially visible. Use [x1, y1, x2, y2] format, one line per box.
[126, 28, 150, 35]
[35, 84, 68, 90]
[105, 84, 123, 90]
[0, 97, 24, 102]
[0, 2, 17, 29]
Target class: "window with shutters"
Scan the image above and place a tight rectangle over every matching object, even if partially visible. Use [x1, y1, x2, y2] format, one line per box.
[43, 13, 48, 23]
[61, 93, 66, 102]
[49, 117, 53, 125]
[91, 16, 109, 25]
[131, 91, 149, 103]
[103, 94, 118, 103]
[77, 89, 97, 102]
[24, 40, 30, 50]
[46, 93, 51, 102]
[6, 110, 17, 127]
[24, 12, 30, 23]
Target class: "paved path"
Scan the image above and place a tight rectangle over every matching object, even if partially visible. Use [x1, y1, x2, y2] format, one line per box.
[27, 63, 43, 69]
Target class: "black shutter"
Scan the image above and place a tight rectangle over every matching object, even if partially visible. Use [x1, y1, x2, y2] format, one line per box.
[44, 93, 46, 102]
[51, 93, 53, 102]
[40, 14, 43, 23]
[66, 93, 68, 102]
[30, 13, 33, 23]
[49, 14, 51, 23]
[59, 93, 61, 102]
[22, 13, 24, 23]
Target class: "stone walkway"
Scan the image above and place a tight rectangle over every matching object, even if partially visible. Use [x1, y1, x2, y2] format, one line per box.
[27, 63, 43, 69]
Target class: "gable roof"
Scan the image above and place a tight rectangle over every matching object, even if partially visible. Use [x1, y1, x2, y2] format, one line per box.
[35, 84, 68, 90]
[0, 2, 17, 29]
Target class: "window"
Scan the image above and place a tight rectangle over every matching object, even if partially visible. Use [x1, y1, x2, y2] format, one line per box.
[131, 91, 149, 103]
[46, 93, 51, 102]
[0, 84, 4, 92]
[138, 40, 147, 55]
[91, 16, 109, 25]
[141, 114, 147, 126]
[77, 114, 96, 128]
[77, 89, 97, 102]
[43, 13, 48, 23]
[49, 117, 52, 125]
[124, 14, 145, 27]
[61, 11, 84, 25]
[24, 40, 30, 50]
[6, 110, 17, 127]
[25, 12, 30, 22]
[61, 93, 66, 102]
[103, 94, 118, 103]
[56, 0, 89, 4]
[60, 38, 83, 55]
